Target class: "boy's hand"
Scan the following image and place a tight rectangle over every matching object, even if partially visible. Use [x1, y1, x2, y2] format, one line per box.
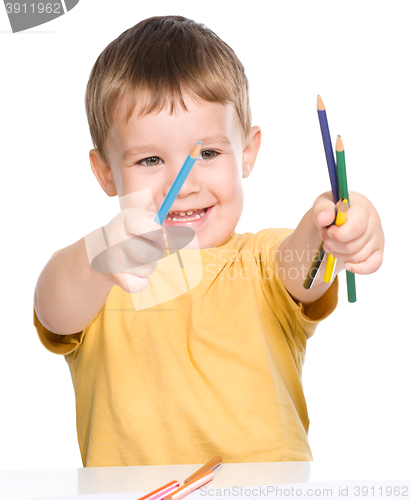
[277, 190, 384, 306]
[313, 191, 384, 275]
[86, 208, 164, 294]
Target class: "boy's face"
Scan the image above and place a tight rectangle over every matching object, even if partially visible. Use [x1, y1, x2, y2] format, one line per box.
[91, 93, 261, 249]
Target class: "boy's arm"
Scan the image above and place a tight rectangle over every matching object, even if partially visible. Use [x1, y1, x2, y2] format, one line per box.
[277, 191, 384, 306]
[34, 238, 114, 335]
[34, 209, 163, 336]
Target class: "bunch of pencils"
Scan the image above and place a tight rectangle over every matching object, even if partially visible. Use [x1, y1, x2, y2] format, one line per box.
[303, 95, 357, 303]
[137, 456, 222, 500]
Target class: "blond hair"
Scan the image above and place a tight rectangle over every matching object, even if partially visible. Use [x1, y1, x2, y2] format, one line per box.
[85, 16, 251, 163]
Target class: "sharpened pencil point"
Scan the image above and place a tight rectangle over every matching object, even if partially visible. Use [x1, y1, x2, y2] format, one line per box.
[317, 95, 325, 111]
[190, 142, 202, 158]
[336, 135, 344, 152]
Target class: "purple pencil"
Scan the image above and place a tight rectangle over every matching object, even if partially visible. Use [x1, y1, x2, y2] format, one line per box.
[303, 95, 339, 290]
[317, 95, 339, 204]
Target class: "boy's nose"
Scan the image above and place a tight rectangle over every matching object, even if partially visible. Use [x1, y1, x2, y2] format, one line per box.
[176, 176, 201, 198]
[167, 160, 202, 198]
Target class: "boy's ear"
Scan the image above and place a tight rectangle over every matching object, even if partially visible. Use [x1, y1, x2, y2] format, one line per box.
[89, 149, 117, 196]
[242, 126, 261, 178]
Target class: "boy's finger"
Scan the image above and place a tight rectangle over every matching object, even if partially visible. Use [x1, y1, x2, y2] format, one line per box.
[90, 239, 161, 274]
[312, 192, 336, 228]
[322, 233, 364, 257]
[102, 208, 163, 247]
[124, 210, 163, 242]
[120, 236, 164, 267]
[345, 249, 383, 275]
[323, 236, 375, 263]
[325, 204, 368, 243]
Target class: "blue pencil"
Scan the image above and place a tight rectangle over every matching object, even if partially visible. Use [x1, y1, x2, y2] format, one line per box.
[303, 96, 339, 290]
[155, 142, 202, 225]
[317, 95, 339, 204]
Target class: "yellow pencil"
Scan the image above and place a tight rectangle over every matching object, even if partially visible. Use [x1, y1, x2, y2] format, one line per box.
[323, 199, 349, 283]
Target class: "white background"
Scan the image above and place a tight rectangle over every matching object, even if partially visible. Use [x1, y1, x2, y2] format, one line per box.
[0, 0, 408, 475]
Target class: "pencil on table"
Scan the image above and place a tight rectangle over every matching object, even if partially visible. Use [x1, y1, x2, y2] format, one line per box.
[164, 471, 215, 500]
[183, 456, 222, 484]
[323, 198, 349, 283]
[336, 136, 357, 303]
[137, 481, 180, 500]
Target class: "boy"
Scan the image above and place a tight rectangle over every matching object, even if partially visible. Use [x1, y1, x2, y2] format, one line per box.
[33, 16, 384, 467]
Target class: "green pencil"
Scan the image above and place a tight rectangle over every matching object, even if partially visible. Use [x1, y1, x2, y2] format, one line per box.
[336, 135, 357, 303]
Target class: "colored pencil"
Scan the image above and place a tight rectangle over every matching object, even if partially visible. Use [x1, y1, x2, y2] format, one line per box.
[303, 242, 327, 290]
[155, 142, 202, 225]
[137, 481, 180, 500]
[184, 456, 222, 484]
[304, 96, 339, 289]
[164, 471, 215, 500]
[323, 198, 349, 283]
[317, 96, 339, 204]
[336, 136, 357, 303]
[336, 136, 349, 200]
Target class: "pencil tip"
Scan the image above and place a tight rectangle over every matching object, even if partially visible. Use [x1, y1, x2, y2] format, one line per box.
[336, 135, 344, 151]
[190, 142, 202, 158]
[317, 95, 325, 111]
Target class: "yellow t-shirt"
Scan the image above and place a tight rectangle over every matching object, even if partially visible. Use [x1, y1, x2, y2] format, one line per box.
[34, 229, 338, 467]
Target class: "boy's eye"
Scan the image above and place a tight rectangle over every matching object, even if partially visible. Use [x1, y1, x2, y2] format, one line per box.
[199, 150, 218, 160]
[136, 151, 218, 167]
[138, 156, 162, 167]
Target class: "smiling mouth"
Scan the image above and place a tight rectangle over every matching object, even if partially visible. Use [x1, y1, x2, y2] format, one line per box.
[166, 207, 210, 222]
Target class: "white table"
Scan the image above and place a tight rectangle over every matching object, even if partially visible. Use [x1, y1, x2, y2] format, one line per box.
[1, 462, 409, 499]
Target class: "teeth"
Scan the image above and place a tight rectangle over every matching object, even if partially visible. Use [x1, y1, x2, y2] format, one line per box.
[169, 209, 205, 215]
[167, 211, 206, 222]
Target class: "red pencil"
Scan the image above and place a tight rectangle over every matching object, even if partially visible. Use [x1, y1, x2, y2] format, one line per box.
[137, 480, 180, 500]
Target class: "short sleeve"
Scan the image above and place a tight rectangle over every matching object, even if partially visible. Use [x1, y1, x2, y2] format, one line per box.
[272, 262, 339, 339]
[256, 228, 339, 343]
[34, 248, 86, 355]
[33, 306, 85, 355]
